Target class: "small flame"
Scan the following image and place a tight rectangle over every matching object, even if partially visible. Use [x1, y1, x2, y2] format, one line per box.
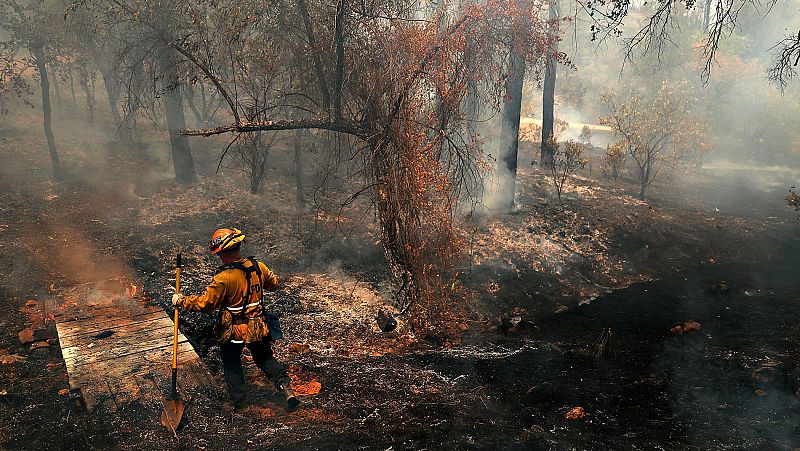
[127, 283, 138, 298]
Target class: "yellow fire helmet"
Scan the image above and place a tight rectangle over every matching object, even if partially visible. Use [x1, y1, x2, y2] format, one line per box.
[209, 228, 245, 254]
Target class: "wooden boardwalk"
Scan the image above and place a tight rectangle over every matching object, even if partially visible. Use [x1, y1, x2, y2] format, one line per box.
[51, 278, 219, 412]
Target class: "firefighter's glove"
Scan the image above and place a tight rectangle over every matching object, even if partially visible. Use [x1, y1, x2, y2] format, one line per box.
[172, 293, 183, 306]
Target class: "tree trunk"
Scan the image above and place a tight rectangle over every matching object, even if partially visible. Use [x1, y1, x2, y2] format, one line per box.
[99, 64, 129, 142]
[68, 69, 77, 107]
[250, 172, 260, 194]
[333, 0, 346, 119]
[540, 1, 559, 166]
[293, 129, 305, 209]
[704, 0, 712, 28]
[638, 163, 648, 199]
[184, 86, 203, 125]
[297, 0, 331, 111]
[51, 66, 62, 116]
[249, 132, 266, 194]
[32, 45, 62, 181]
[79, 69, 95, 124]
[498, 51, 525, 210]
[123, 64, 144, 146]
[159, 49, 196, 184]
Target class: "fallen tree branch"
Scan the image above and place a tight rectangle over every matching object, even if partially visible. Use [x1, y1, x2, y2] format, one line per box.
[181, 119, 368, 138]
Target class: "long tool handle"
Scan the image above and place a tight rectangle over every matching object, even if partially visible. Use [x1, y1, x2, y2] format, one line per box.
[172, 253, 181, 397]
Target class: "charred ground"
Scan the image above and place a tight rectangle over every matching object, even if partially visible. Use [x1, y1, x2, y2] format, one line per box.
[0, 109, 799, 450]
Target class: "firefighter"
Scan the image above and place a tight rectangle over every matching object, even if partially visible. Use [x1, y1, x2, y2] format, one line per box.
[172, 227, 299, 411]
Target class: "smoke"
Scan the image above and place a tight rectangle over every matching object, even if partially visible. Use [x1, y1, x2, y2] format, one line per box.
[476, 110, 519, 213]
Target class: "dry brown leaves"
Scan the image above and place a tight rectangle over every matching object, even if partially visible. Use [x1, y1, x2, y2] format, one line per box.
[287, 343, 312, 355]
[0, 354, 26, 365]
[137, 180, 245, 225]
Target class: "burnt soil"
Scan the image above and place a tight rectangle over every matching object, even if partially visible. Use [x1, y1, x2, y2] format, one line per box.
[1, 109, 799, 450]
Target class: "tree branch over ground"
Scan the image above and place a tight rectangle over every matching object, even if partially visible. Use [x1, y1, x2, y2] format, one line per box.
[768, 29, 800, 89]
[181, 118, 368, 138]
[100, 0, 560, 331]
[579, 0, 792, 85]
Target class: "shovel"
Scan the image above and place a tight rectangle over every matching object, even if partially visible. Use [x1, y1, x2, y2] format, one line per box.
[161, 253, 185, 435]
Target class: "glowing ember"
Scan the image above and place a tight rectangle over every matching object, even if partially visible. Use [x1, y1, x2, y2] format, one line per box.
[127, 283, 138, 298]
[565, 406, 586, 420]
[292, 380, 322, 396]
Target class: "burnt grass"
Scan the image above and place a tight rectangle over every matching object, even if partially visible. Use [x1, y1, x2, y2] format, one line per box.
[1, 113, 800, 449]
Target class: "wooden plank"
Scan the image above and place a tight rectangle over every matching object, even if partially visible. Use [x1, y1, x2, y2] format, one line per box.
[58, 318, 174, 349]
[62, 336, 191, 367]
[56, 302, 159, 320]
[132, 374, 163, 406]
[56, 311, 164, 338]
[56, 302, 160, 322]
[79, 378, 117, 412]
[55, 281, 219, 412]
[63, 340, 202, 412]
[68, 347, 198, 382]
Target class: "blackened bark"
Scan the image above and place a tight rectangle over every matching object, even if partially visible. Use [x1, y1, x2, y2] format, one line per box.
[184, 87, 203, 124]
[297, 0, 331, 112]
[32, 45, 62, 181]
[159, 49, 196, 184]
[99, 64, 129, 142]
[333, 0, 346, 119]
[540, 63, 556, 165]
[249, 133, 266, 194]
[498, 51, 525, 210]
[79, 69, 95, 124]
[123, 63, 145, 146]
[293, 129, 305, 208]
[51, 66, 62, 116]
[540, 2, 558, 167]
[68, 69, 77, 107]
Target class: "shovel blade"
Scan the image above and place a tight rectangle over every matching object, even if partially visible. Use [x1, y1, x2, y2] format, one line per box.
[161, 398, 185, 431]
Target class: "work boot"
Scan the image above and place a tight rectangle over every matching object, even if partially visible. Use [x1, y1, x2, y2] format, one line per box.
[278, 382, 300, 411]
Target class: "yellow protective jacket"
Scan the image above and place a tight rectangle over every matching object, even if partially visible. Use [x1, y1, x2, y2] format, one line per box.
[178, 257, 279, 343]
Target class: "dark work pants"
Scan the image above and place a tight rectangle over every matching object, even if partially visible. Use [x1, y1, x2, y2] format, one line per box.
[219, 339, 290, 406]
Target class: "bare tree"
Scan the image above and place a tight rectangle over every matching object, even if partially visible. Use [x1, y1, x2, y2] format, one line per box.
[0, 0, 69, 180]
[68, 8, 133, 142]
[496, 0, 536, 210]
[768, 30, 800, 90]
[105, 0, 559, 328]
[579, 0, 797, 87]
[79, 0, 197, 182]
[600, 81, 710, 199]
[234, 131, 281, 194]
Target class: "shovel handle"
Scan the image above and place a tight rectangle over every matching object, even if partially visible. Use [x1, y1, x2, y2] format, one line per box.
[172, 254, 181, 373]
